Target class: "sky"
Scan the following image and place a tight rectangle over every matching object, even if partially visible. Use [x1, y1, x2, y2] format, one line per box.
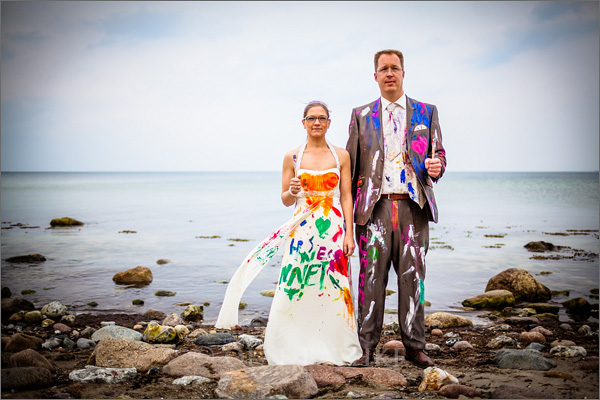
[1, 1, 599, 172]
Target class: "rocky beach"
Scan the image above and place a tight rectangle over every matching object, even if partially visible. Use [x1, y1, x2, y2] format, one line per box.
[2, 260, 598, 399]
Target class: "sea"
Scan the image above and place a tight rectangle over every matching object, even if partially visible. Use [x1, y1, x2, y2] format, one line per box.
[1, 171, 598, 325]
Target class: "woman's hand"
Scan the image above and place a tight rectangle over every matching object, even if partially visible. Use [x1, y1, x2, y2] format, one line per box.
[288, 176, 302, 196]
[343, 233, 355, 257]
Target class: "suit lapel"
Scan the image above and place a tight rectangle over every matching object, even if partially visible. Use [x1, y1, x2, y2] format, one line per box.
[369, 98, 384, 152]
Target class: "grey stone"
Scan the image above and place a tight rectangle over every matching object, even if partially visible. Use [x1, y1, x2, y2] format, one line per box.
[41, 337, 63, 350]
[549, 345, 587, 358]
[162, 352, 245, 379]
[250, 317, 268, 327]
[69, 365, 137, 384]
[526, 342, 546, 352]
[76, 338, 96, 349]
[487, 335, 518, 349]
[172, 375, 213, 385]
[559, 323, 573, 331]
[217, 365, 319, 399]
[91, 325, 143, 342]
[194, 332, 235, 346]
[238, 334, 263, 350]
[63, 337, 76, 350]
[494, 349, 556, 370]
[80, 326, 96, 338]
[162, 313, 185, 327]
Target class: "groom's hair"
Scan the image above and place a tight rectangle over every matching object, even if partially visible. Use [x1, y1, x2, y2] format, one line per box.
[374, 49, 405, 72]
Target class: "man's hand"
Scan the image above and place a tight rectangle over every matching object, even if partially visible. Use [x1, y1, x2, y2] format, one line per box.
[425, 157, 442, 178]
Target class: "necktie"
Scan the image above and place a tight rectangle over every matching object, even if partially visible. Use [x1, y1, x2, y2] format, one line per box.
[385, 103, 402, 161]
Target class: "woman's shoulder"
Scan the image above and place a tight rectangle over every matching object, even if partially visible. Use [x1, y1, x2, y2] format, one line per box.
[332, 146, 350, 161]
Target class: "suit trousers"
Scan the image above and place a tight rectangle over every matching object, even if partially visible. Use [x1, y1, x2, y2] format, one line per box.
[355, 197, 429, 354]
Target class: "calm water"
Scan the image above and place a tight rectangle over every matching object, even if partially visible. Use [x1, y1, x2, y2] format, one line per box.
[1, 171, 598, 325]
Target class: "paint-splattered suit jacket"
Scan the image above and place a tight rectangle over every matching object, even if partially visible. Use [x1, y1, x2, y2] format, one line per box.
[346, 97, 447, 225]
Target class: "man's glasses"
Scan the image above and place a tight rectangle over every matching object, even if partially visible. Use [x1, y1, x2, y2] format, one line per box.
[304, 116, 329, 124]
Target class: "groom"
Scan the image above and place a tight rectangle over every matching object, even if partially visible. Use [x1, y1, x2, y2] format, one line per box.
[346, 49, 446, 367]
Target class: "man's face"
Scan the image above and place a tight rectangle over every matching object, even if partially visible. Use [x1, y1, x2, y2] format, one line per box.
[374, 53, 405, 101]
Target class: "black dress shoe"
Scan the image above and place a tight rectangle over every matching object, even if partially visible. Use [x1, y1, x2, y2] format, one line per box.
[405, 348, 434, 367]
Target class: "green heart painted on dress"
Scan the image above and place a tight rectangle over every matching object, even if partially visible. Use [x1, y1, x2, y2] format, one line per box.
[315, 217, 331, 238]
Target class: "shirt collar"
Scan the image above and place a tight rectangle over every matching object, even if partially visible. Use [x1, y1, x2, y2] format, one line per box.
[380, 93, 406, 112]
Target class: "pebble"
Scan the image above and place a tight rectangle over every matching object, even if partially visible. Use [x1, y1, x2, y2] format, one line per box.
[60, 314, 76, 324]
[549, 345, 587, 358]
[526, 342, 545, 352]
[222, 342, 243, 352]
[250, 317, 268, 327]
[430, 328, 443, 337]
[172, 375, 213, 385]
[530, 326, 553, 337]
[443, 332, 461, 338]
[519, 331, 546, 344]
[69, 365, 137, 384]
[550, 339, 576, 348]
[381, 340, 406, 356]
[578, 325, 594, 337]
[91, 325, 143, 342]
[53, 323, 71, 334]
[41, 337, 62, 350]
[100, 321, 115, 327]
[238, 334, 263, 350]
[76, 338, 96, 349]
[488, 324, 512, 331]
[80, 327, 96, 338]
[559, 323, 573, 331]
[445, 337, 461, 347]
[425, 343, 441, 352]
[63, 337, 76, 350]
[487, 335, 518, 349]
[453, 340, 473, 350]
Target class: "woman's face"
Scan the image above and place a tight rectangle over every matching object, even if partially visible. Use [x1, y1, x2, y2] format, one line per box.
[302, 106, 330, 138]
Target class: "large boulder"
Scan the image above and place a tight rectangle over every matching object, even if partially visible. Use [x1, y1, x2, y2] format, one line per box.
[41, 301, 68, 319]
[181, 305, 204, 322]
[485, 268, 551, 302]
[562, 297, 591, 315]
[1, 367, 54, 391]
[462, 290, 515, 309]
[8, 349, 55, 372]
[2, 297, 35, 317]
[305, 364, 407, 388]
[89, 337, 178, 372]
[50, 217, 84, 227]
[524, 241, 555, 252]
[424, 312, 473, 329]
[494, 349, 556, 370]
[112, 266, 153, 285]
[216, 365, 319, 399]
[4, 333, 44, 353]
[162, 352, 245, 379]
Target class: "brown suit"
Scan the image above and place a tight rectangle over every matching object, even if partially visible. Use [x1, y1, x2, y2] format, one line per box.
[346, 96, 446, 353]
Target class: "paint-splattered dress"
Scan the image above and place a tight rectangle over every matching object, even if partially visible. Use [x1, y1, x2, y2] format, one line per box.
[215, 142, 362, 366]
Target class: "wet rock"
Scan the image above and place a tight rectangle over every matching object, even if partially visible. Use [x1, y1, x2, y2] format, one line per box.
[91, 325, 143, 342]
[382, 340, 406, 356]
[250, 317, 269, 327]
[2, 297, 35, 316]
[142, 321, 188, 344]
[89, 337, 178, 372]
[181, 305, 204, 322]
[61, 314, 76, 324]
[549, 345, 587, 358]
[194, 332, 235, 346]
[50, 217, 84, 227]
[424, 312, 473, 329]
[41, 318, 56, 328]
[8, 349, 55, 372]
[462, 289, 515, 309]
[1, 286, 12, 298]
[6, 254, 47, 263]
[156, 259, 171, 265]
[41, 301, 68, 319]
[154, 290, 176, 297]
[563, 297, 591, 315]
[418, 367, 459, 391]
[1, 367, 54, 391]
[162, 352, 245, 379]
[504, 316, 541, 325]
[112, 266, 153, 285]
[486, 268, 551, 302]
[260, 289, 276, 297]
[519, 331, 546, 344]
[216, 365, 319, 399]
[4, 332, 43, 352]
[76, 338, 96, 349]
[173, 375, 213, 385]
[24, 310, 44, 324]
[69, 365, 137, 384]
[143, 309, 166, 320]
[162, 313, 185, 327]
[527, 303, 559, 314]
[438, 384, 481, 398]
[238, 334, 263, 350]
[487, 335, 518, 349]
[524, 241, 555, 252]
[494, 349, 556, 370]
[53, 323, 72, 334]
[492, 384, 553, 399]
